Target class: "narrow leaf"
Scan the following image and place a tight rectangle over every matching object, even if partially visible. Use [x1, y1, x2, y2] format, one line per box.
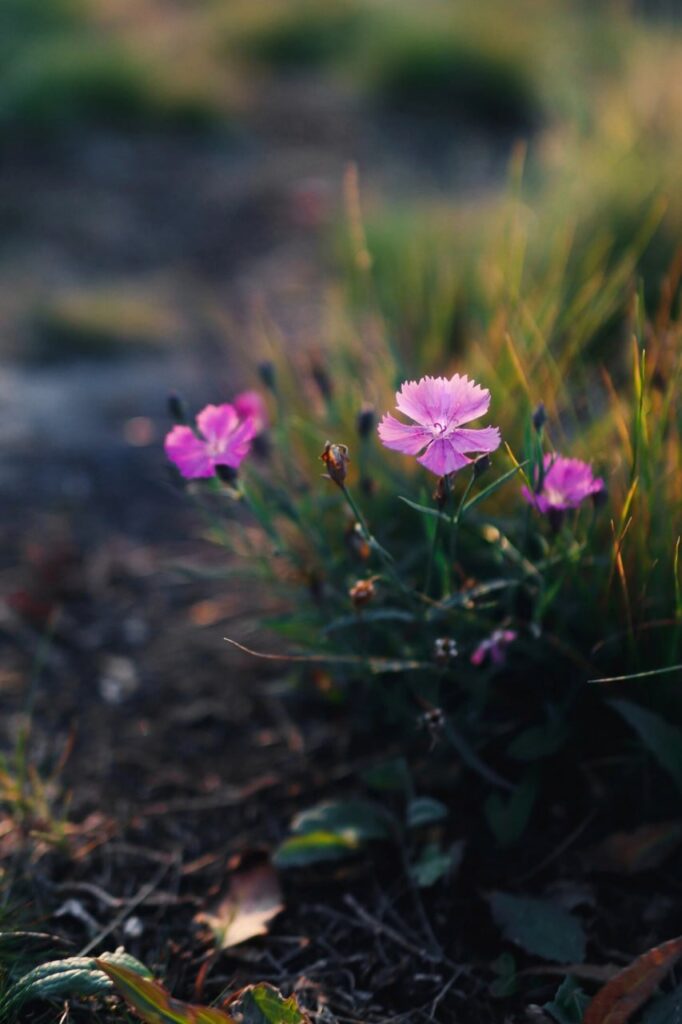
[610, 700, 682, 792]
[583, 936, 682, 1024]
[96, 960, 234, 1024]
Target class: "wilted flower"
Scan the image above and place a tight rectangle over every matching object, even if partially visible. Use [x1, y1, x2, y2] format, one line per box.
[377, 374, 501, 477]
[522, 454, 605, 515]
[165, 404, 257, 479]
[234, 390, 269, 435]
[434, 637, 458, 665]
[349, 578, 376, 608]
[471, 629, 517, 667]
[321, 441, 350, 487]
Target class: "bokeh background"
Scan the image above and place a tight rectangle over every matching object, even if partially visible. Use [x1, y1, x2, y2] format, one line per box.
[2, 0, 682, 536]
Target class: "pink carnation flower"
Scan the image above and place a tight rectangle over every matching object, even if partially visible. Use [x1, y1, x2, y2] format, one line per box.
[234, 390, 268, 435]
[471, 629, 517, 667]
[165, 404, 257, 479]
[522, 454, 605, 515]
[377, 374, 501, 477]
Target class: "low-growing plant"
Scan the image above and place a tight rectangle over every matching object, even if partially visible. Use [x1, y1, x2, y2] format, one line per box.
[161, 180, 682, 844]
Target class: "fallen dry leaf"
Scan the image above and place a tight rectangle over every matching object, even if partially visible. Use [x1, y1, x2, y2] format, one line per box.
[583, 935, 682, 1024]
[584, 821, 682, 875]
[195, 859, 284, 950]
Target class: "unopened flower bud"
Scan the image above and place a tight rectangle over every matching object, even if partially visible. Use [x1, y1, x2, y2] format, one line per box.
[321, 441, 349, 488]
[532, 402, 547, 433]
[434, 637, 458, 665]
[356, 404, 376, 439]
[258, 361, 277, 393]
[168, 392, 188, 424]
[345, 522, 370, 561]
[473, 453, 492, 479]
[349, 578, 376, 608]
[311, 362, 333, 402]
[592, 486, 608, 510]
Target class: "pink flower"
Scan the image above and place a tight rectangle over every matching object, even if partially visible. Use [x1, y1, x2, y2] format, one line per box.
[165, 404, 257, 479]
[234, 390, 268, 435]
[471, 629, 517, 667]
[522, 454, 605, 515]
[377, 374, 501, 476]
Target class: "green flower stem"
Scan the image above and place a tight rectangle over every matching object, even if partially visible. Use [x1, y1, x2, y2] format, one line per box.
[448, 470, 476, 590]
[341, 484, 415, 602]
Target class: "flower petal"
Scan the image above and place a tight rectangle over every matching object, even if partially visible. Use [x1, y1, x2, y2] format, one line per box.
[196, 403, 239, 445]
[214, 415, 258, 468]
[446, 425, 501, 455]
[234, 390, 268, 433]
[395, 374, 491, 429]
[417, 439, 471, 476]
[377, 414, 433, 455]
[164, 426, 214, 479]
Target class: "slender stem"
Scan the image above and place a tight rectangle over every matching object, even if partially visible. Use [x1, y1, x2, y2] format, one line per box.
[424, 513, 443, 599]
[341, 484, 415, 603]
[448, 471, 476, 589]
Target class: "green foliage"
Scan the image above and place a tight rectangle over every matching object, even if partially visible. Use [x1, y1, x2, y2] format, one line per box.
[0, 949, 150, 1020]
[544, 976, 590, 1024]
[236, 0, 368, 71]
[610, 700, 682, 793]
[488, 892, 587, 964]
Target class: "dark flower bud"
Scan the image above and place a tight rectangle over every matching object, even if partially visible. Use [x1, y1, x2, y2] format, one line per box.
[258, 361, 277, 393]
[592, 486, 608, 510]
[473, 453, 492, 479]
[345, 522, 371, 561]
[356, 404, 376, 439]
[216, 464, 239, 485]
[321, 441, 349, 488]
[532, 402, 547, 433]
[168, 392, 188, 425]
[349, 577, 376, 608]
[311, 362, 333, 402]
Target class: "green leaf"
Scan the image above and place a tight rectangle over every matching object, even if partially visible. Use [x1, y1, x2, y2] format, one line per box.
[462, 462, 528, 515]
[488, 892, 587, 964]
[1, 950, 151, 1018]
[397, 495, 450, 523]
[410, 840, 464, 888]
[610, 699, 682, 793]
[641, 982, 682, 1024]
[226, 983, 309, 1024]
[324, 609, 416, 633]
[507, 723, 568, 761]
[407, 796, 448, 828]
[485, 775, 538, 847]
[290, 800, 394, 841]
[362, 757, 410, 793]
[272, 830, 360, 868]
[544, 976, 590, 1024]
[96, 960, 233, 1023]
[489, 953, 518, 998]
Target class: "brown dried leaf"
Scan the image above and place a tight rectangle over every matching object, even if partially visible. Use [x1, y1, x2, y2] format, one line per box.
[583, 936, 682, 1024]
[585, 822, 682, 875]
[195, 860, 284, 950]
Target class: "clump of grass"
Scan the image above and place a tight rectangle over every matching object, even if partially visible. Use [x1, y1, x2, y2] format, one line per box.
[31, 288, 180, 363]
[233, 0, 369, 72]
[0, 0, 223, 136]
[369, 28, 541, 130]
